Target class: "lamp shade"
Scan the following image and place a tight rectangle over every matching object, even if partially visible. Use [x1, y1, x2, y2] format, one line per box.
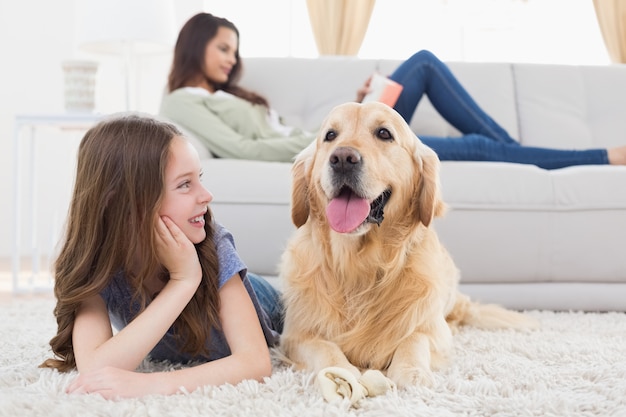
[76, 0, 176, 54]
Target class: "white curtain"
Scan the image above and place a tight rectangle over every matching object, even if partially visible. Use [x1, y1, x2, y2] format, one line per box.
[306, 0, 376, 56]
[593, 0, 626, 63]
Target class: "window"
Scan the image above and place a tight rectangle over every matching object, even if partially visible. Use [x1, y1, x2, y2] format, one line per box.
[203, 0, 609, 64]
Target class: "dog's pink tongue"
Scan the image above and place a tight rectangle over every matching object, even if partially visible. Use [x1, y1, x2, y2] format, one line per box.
[326, 190, 370, 233]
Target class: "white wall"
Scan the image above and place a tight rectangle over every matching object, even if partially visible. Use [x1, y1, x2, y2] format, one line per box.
[0, 0, 204, 260]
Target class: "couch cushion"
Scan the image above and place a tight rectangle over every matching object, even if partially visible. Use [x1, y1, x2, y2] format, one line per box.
[440, 162, 626, 209]
[240, 57, 379, 132]
[202, 158, 292, 204]
[436, 162, 626, 285]
[440, 161, 552, 208]
[551, 165, 626, 208]
[514, 63, 626, 149]
[201, 158, 294, 276]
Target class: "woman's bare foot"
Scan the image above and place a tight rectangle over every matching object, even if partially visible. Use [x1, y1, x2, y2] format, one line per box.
[607, 146, 626, 165]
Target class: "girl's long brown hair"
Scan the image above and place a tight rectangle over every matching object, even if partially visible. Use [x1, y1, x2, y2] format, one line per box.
[167, 12, 269, 107]
[41, 114, 220, 372]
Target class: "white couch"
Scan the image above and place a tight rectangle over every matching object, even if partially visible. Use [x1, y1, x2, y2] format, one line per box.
[195, 57, 626, 312]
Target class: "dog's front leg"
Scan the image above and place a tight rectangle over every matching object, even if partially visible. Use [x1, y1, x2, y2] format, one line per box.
[289, 338, 383, 405]
[386, 332, 434, 388]
[288, 337, 361, 377]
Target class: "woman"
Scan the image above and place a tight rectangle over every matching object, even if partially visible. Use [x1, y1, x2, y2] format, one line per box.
[159, 12, 626, 169]
[41, 114, 283, 398]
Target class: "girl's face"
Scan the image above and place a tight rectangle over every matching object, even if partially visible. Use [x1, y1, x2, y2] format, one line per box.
[159, 136, 213, 244]
[202, 26, 238, 90]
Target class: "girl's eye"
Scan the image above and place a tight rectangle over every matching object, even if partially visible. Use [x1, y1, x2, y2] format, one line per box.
[178, 180, 191, 189]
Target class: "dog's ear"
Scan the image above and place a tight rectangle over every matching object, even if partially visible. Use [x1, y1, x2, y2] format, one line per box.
[291, 142, 316, 227]
[414, 141, 447, 227]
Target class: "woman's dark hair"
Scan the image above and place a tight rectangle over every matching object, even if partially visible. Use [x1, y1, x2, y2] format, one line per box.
[167, 12, 268, 107]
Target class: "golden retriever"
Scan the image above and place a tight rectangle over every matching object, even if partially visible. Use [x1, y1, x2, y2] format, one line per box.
[278, 102, 538, 389]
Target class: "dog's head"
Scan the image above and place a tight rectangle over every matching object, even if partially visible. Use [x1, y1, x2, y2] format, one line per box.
[291, 102, 446, 235]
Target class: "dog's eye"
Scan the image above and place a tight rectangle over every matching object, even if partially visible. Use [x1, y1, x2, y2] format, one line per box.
[376, 127, 394, 141]
[324, 130, 337, 142]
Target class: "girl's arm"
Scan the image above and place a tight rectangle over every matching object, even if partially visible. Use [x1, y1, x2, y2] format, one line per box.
[71, 216, 201, 373]
[154, 273, 272, 392]
[67, 273, 272, 398]
[71, 278, 199, 373]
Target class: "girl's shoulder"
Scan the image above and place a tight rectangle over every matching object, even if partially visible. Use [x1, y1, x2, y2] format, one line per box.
[212, 221, 237, 255]
[99, 269, 135, 321]
[211, 221, 247, 288]
[212, 220, 229, 240]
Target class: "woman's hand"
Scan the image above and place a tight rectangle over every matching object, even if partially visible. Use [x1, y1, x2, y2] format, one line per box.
[66, 367, 171, 399]
[356, 75, 373, 103]
[155, 215, 202, 286]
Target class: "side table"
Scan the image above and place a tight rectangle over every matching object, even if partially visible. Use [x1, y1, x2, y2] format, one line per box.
[12, 113, 103, 294]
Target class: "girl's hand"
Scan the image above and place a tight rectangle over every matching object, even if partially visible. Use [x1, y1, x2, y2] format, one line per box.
[155, 215, 202, 286]
[356, 75, 373, 103]
[66, 367, 170, 399]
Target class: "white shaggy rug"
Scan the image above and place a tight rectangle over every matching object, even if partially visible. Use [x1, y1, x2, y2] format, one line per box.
[1, 296, 625, 417]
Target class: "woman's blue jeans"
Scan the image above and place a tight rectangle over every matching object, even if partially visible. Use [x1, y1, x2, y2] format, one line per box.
[389, 50, 608, 170]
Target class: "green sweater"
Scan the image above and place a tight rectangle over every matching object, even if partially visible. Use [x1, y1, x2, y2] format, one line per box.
[159, 88, 315, 162]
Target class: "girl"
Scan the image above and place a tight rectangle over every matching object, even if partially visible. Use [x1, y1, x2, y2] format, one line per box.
[41, 114, 282, 399]
[159, 12, 626, 169]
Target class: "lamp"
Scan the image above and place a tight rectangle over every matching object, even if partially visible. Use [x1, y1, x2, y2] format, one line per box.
[75, 0, 176, 110]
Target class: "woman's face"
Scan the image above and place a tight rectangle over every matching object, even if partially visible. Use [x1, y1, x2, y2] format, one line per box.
[159, 136, 213, 244]
[202, 26, 238, 89]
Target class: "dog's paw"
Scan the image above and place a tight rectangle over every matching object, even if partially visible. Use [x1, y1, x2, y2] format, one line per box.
[387, 366, 434, 388]
[359, 369, 396, 397]
[316, 367, 396, 407]
[316, 367, 365, 405]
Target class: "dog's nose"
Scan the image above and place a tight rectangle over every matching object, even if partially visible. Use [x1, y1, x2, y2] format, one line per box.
[329, 147, 362, 173]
